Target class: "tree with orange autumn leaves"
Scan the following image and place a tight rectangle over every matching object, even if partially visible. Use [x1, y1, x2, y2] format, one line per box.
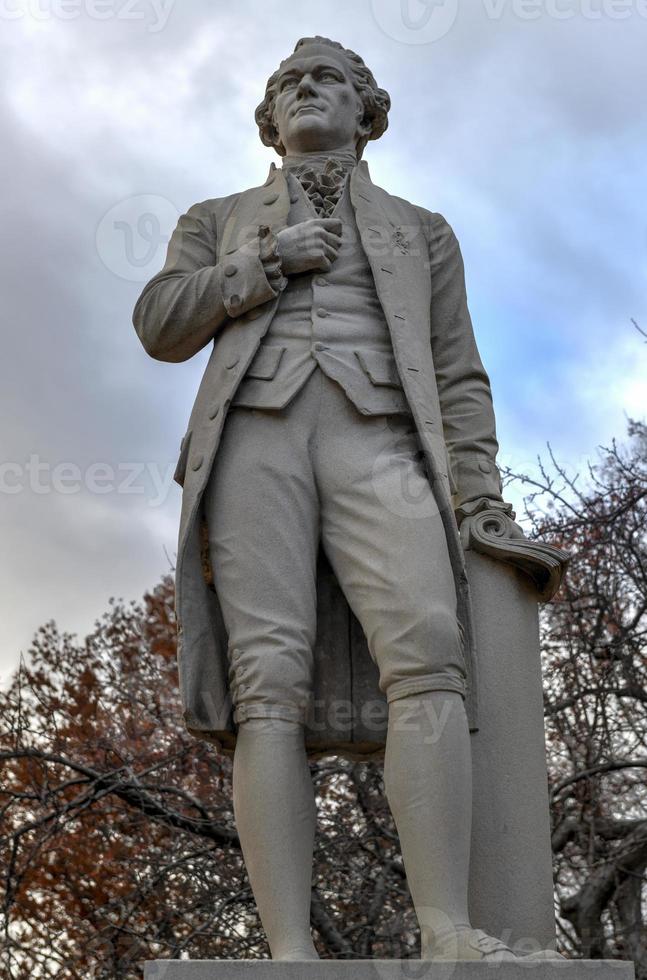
[1, 421, 645, 977]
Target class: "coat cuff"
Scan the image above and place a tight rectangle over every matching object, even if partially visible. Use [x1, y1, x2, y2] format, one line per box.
[450, 454, 504, 510]
[219, 238, 281, 319]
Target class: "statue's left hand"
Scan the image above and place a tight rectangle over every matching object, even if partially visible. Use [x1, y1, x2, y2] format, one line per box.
[456, 497, 522, 534]
[457, 497, 526, 551]
[457, 497, 569, 601]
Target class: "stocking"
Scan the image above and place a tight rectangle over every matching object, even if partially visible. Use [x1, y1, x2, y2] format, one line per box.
[232, 718, 319, 960]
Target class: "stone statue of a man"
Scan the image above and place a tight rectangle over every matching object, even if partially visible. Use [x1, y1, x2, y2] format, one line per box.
[133, 36, 559, 963]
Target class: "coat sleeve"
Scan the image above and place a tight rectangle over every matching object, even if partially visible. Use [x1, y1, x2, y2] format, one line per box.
[424, 210, 505, 509]
[132, 199, 279, 363]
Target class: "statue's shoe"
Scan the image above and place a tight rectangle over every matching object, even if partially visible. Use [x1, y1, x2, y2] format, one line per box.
[523, 949, 566, 959]
[426, 926, 517, 961]
[274, 950, 320, 961]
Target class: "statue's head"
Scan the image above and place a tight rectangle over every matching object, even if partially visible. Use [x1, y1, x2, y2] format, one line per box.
[255, 37, 391, 159]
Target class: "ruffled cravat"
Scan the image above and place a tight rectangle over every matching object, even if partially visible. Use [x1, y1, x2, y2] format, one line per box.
[282, 152, 356, 217]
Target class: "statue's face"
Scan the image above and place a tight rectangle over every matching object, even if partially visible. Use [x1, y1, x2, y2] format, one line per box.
[272, 45, 367, 156]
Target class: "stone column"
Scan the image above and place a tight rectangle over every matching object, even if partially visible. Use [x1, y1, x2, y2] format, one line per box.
[466, 550, 556, 951]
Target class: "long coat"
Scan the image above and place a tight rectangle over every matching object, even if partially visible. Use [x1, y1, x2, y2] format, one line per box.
[133, 160, 504, 751]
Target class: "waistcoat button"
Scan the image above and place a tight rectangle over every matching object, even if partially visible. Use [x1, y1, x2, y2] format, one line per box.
[316, 308, 329, 318]
[315, 277, 328, 286]
[224, 264, 237, 277]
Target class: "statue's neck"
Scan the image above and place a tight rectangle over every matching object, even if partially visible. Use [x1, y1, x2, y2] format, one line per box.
[281, 149, 358, 172]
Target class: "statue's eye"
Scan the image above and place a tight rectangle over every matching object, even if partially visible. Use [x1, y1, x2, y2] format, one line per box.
[280, 77, 298, 92]
[320, 71, 340, 82]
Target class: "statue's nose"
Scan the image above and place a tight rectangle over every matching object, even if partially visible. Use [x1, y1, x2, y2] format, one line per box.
[296, 75, 318, 98]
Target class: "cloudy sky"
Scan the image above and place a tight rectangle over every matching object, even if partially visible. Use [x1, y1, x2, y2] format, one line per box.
[1, 0, 645, 684]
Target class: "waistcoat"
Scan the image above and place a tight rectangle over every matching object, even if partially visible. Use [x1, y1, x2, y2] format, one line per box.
[231, 170, 411, 416]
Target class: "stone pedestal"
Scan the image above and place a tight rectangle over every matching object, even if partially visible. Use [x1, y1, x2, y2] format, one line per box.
[144, 959, 635, 979]
[466, 552, 556, 950]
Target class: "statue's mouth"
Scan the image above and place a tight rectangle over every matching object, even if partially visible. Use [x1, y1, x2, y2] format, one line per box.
[293, 104, 323, 117]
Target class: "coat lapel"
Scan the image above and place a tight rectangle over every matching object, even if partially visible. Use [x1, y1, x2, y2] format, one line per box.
[350, 160, 431, 342]
[350, 160, 441, 427]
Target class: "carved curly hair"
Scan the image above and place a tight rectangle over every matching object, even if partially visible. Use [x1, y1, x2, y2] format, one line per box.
[255, 37, 391, 159]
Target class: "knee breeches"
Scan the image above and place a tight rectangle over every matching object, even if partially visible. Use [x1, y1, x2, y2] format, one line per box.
[203, 369, 467, 726]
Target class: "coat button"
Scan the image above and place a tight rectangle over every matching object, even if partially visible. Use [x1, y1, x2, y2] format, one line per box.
[208, 405, 220, 420]
[229, 294, 242, 310]
[263, 193, 279, 206]
[191, 454, 204, 471]
[316, 307, 329, 318]
[315, 277, 328, 286]
[224, 264, 237, 277]
[312, 341, 328, 352]
[479, 460, 492, 473]
[226, 355, 240, 369]
[290, 194, 299, 204]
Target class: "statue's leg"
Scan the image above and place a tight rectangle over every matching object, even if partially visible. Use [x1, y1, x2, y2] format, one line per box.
[385, 695, 526, 959]
[315, 393, 516, 960]
[383, 691, 472, 952]
[203, 398, 322, 960]
[233, 717, 318, 961]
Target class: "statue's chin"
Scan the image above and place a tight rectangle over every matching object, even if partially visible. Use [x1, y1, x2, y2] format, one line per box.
[284, 117, 345, 155]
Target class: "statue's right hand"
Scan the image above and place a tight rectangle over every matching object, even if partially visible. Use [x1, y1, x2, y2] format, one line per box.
[276, 218, 343, 276]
